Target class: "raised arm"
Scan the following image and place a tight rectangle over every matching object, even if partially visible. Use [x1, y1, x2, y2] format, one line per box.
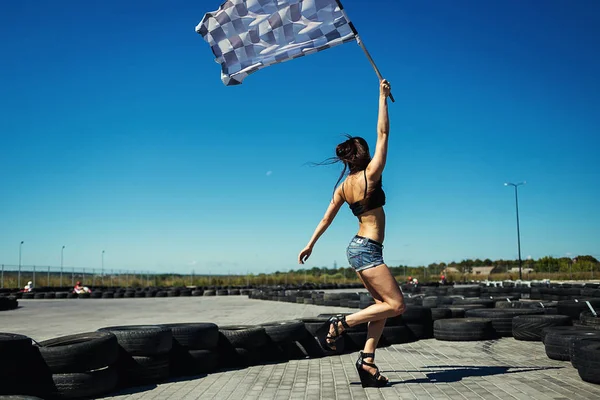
[366, 79, 391, 181]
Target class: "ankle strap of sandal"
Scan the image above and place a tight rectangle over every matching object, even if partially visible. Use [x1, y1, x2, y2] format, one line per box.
[340, 315, 351, 329]
[360, 351, 375, 359]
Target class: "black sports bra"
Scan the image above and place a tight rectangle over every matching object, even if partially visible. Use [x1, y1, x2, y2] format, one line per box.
[342, 169, 386, 216]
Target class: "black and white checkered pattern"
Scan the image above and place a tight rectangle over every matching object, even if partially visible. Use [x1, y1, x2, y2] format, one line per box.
[196, 0, 357, 86]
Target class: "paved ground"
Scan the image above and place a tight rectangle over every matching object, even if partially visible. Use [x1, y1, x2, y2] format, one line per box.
[2, 294, 600, 399]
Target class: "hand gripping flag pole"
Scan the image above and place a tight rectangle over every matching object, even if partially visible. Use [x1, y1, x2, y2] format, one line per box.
[334, 0, 395, 103]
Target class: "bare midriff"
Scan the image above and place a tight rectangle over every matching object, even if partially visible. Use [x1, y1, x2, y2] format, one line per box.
[356, 207, 386, 244]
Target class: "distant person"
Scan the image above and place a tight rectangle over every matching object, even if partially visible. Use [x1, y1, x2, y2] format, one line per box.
[440, 275, 447, 285]
[73, 281, 91, 294]
[23, 281, 33, 292]
[407, 276, 413, 284]
[297, 79, 403, 387]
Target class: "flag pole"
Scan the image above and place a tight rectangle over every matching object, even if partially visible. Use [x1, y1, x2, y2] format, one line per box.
[335, 0, 395, 103]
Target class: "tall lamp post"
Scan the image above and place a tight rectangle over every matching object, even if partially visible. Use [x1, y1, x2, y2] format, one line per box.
[60, 246, 66, 287]
[102, 250, 105, 284]
[18, 241, 24, 289]
[504, 182, 526, 280]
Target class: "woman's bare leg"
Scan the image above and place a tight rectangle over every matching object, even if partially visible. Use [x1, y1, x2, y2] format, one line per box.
[326, 264, 405, 377]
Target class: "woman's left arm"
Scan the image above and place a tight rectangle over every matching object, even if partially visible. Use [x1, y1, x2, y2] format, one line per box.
[298, 185, 345, 264]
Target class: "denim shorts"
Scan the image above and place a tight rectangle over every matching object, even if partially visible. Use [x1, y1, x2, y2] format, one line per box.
[346, 235, 385, 272]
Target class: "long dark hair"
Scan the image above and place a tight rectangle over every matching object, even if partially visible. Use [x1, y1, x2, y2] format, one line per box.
[310, 134, 372, 196]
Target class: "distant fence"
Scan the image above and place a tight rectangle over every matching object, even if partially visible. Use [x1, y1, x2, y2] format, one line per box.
[0, 264, 156, 289]
[0, 264, 356, 290]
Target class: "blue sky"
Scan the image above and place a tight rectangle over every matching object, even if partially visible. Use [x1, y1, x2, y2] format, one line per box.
[1, 0, 599, 274]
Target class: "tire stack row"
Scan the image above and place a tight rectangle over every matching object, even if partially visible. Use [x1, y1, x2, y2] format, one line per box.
[98, 326, 172, 388]
[166, 323, 220, 376]
[0, 295, 18, 311]
[13, 288, 251, 301]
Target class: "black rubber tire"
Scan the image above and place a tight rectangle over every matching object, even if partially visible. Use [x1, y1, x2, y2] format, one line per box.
[300, 318, 329, 337]
[67, 293, 77, 299]
[259, 320, 307, 343]
[541, 326, 595, 344]
[465, 309, 544, 337]
[218, 325, 268, 349]
[453, 299, 495, 308]
[49, 367, 118, 399]
[44, 293, 56, 299]
[439, 307, 466, 318]
[512, 315, 572, 341]
[118, 353, 170, 385]
[400, 306, 433, 323]
[580, 311, 600, 327]
[382, 325, 414, 344]
[344, 331, 367, 350]
[575, 342, 600, 383]
[434, 318, 495, 341]
[544, 329, 600, 361]
[204, 290, 216, 296]
[296, 336, 326, 358]
[169, 349, 219, 377]
[347, 300, 360, 308]
[234, 347, 261, 366]
[78, 293, 90, 299]
[97, 325, 172, 356]
[431, 308, 453, 321]
[55, 293, 68, 299]
[192, 290, 204, 296]
[557, 299, 600, 320]
[571, 336, 600, 369]
[102, 292, 114, 299]
[0, 333, 32, 360]
[162, 323, 219, 350]
[37, 332, 119, 373]
[216, 290, 228, 296]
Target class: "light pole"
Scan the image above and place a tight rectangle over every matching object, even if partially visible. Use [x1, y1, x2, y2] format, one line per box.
[504, 182, 526, 280]
[60, 245, 65, 287]
[18, 241, 24, 289]
[101, 250, 105, 281]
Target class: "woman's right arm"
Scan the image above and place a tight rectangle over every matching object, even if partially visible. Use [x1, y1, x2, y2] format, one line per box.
[366, 79, 391, 181]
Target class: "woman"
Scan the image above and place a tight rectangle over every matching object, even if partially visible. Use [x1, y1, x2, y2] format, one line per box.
[297, 79, 405, 388]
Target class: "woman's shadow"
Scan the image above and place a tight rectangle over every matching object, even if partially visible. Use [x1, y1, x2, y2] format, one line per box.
[353, 365, 563, 385]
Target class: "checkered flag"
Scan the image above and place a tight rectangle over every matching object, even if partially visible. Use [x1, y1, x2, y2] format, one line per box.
[196, 0, 357, 86]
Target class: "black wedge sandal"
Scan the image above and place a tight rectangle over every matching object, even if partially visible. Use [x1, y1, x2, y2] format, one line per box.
[319, 314, 350, 351]
[355, 351, 389, 388]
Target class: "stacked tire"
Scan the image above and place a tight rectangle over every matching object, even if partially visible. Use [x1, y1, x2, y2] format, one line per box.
[0, 333, 48, 397]
[0, 296, 18, 311]
[465, 309, 544, 337]
[572, 338, 600, 384]
[512, 315, 571, 341]
[434, 318, 495, 341]
[217, 325, 269, 367]
[260, 320, 309, 361]
[164, 323, 220, 377]
[35, 332, 119, 399]
[97, 325, 172, 387]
